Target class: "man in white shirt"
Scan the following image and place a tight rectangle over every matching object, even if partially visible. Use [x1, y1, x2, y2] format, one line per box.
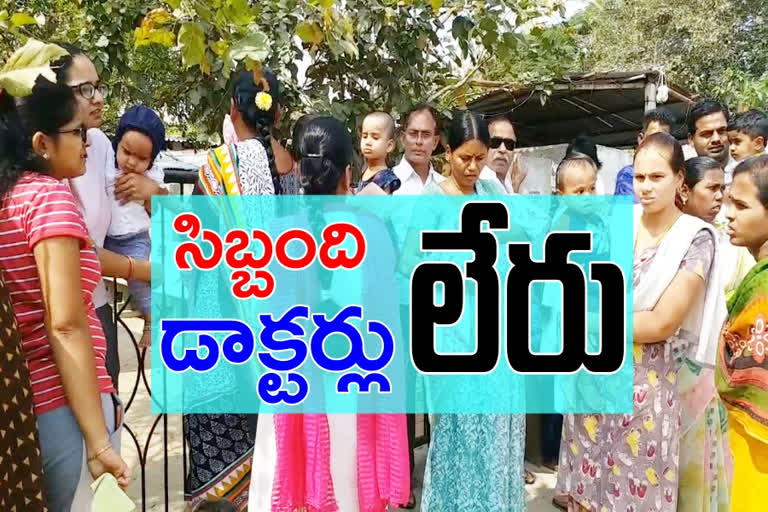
[478, 114, 523, 193]
[391, 103, 445, 508]
[393, 104, 445, 194]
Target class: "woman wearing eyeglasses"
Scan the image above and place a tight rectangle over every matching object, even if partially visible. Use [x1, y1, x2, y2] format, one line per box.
[51, 44, 158, 391]
[0, 76, 131, 511]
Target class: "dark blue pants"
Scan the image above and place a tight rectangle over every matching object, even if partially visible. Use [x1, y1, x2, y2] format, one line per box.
[540, 413, 563, 464]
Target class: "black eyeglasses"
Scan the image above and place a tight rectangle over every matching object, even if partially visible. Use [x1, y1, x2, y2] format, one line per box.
[489, 137, 517, 150]
[57, 127, 88, 144]
[70, 82, 109, 100]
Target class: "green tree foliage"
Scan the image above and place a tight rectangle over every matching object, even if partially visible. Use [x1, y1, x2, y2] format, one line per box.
[2, 0, 574, 139]
[577, 0, 768, 111]
[476, 20, 586, 107]
[0, 38, 68, 96]
[2, 0, 180, 132]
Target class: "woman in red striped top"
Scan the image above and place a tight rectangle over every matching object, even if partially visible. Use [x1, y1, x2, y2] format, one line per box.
[0, 77, 131, 510]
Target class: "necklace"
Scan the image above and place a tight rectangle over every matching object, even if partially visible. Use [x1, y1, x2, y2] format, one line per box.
[634, 211, 680, 255]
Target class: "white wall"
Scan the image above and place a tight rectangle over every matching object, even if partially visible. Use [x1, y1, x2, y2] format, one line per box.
[516, 144, 634, 194]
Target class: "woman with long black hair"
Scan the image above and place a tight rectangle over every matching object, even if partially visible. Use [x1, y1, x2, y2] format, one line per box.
[0, 76, 130, 511]
[51, 44, 155, 390]
[184, 68, 283, 511]
[248, 116, 410, 511]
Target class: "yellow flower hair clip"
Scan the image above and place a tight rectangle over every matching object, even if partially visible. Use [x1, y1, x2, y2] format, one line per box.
[251, 63, 273, 111]
[255, 91, 273, 111]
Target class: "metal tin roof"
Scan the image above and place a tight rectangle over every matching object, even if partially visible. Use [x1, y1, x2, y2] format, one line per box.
[467, 71, 696, 147]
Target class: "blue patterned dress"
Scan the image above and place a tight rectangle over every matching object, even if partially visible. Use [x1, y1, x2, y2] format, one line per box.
[419, 178, 526, 511]
[356, 168, 402, 194]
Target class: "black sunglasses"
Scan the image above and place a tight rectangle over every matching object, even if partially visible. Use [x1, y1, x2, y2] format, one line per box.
[489, 137, 517, 150]
[56, 127, 88, 144]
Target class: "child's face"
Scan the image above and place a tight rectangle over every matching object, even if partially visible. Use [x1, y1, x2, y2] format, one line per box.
[361, 116, 394, 163]
[729, 130, 765, 162]
[557, 162, 597, 195]
[117, 130, 153, 175]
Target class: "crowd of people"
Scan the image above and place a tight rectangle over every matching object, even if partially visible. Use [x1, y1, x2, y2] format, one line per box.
[0, 42, 767, 512]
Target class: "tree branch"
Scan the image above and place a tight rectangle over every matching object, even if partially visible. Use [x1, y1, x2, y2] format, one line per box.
[427, 52, 490, 103]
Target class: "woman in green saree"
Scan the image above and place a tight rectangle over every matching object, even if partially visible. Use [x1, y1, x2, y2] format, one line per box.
[418, 111, 525, 511]
[716, 154, 768, 510]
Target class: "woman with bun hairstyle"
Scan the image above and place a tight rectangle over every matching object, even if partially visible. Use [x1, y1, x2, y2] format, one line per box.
[417, 111, 524, 512]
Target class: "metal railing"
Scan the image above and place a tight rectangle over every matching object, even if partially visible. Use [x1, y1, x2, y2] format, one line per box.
[113, 168, 196, 511]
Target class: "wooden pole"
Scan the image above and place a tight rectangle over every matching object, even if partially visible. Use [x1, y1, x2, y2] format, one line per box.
[644, 81, 657, 113]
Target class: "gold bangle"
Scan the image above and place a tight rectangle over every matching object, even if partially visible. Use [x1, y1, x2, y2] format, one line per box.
[126, 256, 134, 280]
[87, 443, 112, 462]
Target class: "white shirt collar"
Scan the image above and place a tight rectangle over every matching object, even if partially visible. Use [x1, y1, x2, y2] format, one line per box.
[394, 156, 437, 179]
[724, 156, 740, 185]
[480, 166, 516, 194]
[393, 157, 445, 194]
[479, 166, 496, 182]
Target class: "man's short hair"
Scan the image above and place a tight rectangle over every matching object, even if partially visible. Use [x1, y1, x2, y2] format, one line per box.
[486, 112, 515, 129]
[643, 108, 675, 132]
[688, 100, 730, 136]
[401, 103, 442, 134]
[728, 109, 768, 141]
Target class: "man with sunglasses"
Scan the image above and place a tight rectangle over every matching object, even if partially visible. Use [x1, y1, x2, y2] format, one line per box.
[479, 114, 525, 193]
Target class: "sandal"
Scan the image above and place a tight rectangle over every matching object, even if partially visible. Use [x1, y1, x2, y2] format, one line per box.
[524, 469, 536, 485]
[552, 495, 568, 510]
[542, 460, 559, 472]
[402, 492, 416, 509]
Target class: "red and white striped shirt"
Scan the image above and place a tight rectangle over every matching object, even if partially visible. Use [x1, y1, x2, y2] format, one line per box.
[0, 173, 114, 415]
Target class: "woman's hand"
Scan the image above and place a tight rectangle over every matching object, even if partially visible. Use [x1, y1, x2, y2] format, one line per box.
[114, 173, 164, 204]
[133, 258, 154, 283]
[633, 269, 706, 344]
[96, 249, 152, 283]
[87, 444, 131, 489]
